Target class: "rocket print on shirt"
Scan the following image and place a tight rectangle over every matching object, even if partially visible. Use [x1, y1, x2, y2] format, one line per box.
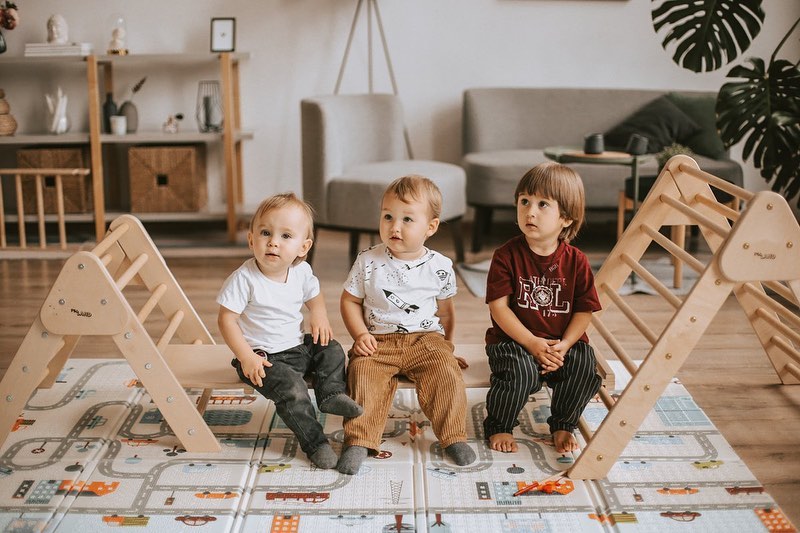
[383, 289, 420, 313]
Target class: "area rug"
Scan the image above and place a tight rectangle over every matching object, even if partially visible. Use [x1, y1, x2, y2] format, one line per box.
[456, 257, 699, 299]
[0, 359, 793, 532]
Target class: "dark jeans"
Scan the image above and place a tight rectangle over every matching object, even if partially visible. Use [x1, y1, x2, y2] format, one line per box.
[231, 334, 347, 455]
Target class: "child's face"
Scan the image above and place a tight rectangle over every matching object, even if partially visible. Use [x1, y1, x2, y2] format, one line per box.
[247, 205, 312, 281]
[516, 192, 572, 249]
[379, 193, 439, 260]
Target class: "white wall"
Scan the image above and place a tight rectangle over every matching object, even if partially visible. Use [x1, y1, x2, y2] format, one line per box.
[1, 0, 798, 212]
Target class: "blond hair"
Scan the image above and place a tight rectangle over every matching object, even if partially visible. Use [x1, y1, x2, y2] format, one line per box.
[249, 192, 315, 240]
[514, 162, 585, 242]
[383, 175, 442, 219]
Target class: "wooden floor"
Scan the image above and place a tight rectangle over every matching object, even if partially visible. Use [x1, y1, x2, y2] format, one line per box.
[1, 218, 798, 525]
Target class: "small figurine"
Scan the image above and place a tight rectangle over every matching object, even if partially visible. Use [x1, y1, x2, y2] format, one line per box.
[107, 14, 128, 55]
[46, 14, 68, 44]
[162, 113, 184, 134]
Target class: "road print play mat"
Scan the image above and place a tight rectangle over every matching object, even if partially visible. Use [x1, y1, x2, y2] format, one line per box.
[0, 359, 794, 532]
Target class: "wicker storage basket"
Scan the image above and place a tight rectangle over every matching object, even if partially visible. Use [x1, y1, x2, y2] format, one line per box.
[17, 148, 91, 213]
[128, 146, 207, 212]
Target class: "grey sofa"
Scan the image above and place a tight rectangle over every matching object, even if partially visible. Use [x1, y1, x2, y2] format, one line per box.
[462, 87, 743, 251]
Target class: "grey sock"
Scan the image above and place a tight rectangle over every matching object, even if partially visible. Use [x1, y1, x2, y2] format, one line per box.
[337, 445, 368, 474]
[445, 442, 476, 466]
[319, 393, 364, 418]
[309, 443, 337, 469]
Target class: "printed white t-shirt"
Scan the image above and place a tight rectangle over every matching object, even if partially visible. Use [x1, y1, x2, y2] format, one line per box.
[217, 258, 320, 354]
[343, 244, 457, 335]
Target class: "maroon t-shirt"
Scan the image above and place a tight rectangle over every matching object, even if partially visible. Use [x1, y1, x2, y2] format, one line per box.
[485, 236, 601, 345]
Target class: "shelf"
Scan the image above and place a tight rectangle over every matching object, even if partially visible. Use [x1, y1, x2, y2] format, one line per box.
[93, 52, 250, 66]
[1, 52, 249, 244]
[0, 131, 253, 145]
[0, 133, 90, 145]
[4, 210, 232, 224]
[0, 56, 88, 66]
[0, 52, 249, 67]
[99, 131, 254, 144]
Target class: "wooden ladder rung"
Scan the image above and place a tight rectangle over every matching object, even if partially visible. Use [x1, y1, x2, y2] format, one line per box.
[115, 253, 148, 290]
[156, 310, 185, 351]
[620, 253, 682, 308]
[137, 284, 167, 323]
[640, 224, 706, 273]
[601, 283, 658, 344]
[744, 284, 800, 329]
[784, 362, 800, 382]
[590, 317, 639, 377]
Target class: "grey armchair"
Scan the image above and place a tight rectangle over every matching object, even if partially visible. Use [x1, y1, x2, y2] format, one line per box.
[301, 94, 466, 264]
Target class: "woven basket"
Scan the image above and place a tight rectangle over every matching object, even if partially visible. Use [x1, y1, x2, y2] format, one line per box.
[17, 148, 92, 213]
[128, 145, 207, 212]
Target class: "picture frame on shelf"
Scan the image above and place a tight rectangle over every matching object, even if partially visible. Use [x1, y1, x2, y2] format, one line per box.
[210, 17, 235, 53]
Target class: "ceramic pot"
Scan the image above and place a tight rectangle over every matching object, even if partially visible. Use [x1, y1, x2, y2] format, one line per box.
[119, 100, 138, 133]
[0, 114, 17, 136]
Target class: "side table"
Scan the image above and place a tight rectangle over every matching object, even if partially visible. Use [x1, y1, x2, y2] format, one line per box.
[544, 146, 650, 214]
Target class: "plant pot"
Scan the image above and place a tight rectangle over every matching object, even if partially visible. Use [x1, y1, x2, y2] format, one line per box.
[119, 100, 138, 133]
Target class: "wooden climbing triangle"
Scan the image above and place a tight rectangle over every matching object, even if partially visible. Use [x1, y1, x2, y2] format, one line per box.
[567, 155, 800, 480]
[0, 215, 245, 453]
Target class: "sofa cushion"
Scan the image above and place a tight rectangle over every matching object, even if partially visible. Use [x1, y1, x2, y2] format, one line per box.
[604, 96, 701, 153]
[666, 92, 727, 159]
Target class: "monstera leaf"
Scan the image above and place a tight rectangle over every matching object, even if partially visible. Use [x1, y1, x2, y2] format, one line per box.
[717, 56, 800, 206]
[652, 0, 765, 73]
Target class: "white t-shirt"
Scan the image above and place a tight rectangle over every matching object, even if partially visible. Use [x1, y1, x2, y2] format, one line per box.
[217, 258, 320, 354]
[343, 244, 457, 335]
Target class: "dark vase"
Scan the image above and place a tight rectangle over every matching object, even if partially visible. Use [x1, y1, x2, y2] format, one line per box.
[0, 30, 6, 54]
[119, 100, 138, 133]
[102, 93, 117, 134]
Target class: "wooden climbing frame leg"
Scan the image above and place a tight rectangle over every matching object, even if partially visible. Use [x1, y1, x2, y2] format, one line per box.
[0, 317, 68, 452]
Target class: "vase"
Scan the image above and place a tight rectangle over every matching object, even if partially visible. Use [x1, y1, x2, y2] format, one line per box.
[102, 93, 117, 134]
[0, 30, 6, 54]
[119, 100, 138, 133]
[195, 81, 223, 133]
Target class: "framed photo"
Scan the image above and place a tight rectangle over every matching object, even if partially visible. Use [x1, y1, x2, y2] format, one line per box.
[210, 18, 236, 53]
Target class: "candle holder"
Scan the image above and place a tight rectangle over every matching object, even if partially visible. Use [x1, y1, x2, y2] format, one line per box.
[195, 80, 223, 133]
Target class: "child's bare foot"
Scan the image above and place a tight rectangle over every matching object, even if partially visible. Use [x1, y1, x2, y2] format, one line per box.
[553, 430, 578, 453]
[488, 433, 518, 453]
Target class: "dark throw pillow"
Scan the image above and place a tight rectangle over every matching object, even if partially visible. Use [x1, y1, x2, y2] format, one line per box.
[604, 95, 701, 154]
[666, 92, 727, 159]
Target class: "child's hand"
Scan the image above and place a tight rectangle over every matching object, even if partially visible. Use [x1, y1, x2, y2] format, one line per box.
[309, 315, 333, 346]
[547, 339, 570, 361]
[527, 338, 564, 374]
[455, 355, 469, 369]
[241, 352, 272, 388]
[352, 332, 377, 356]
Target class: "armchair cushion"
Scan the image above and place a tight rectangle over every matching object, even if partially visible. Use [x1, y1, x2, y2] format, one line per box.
[326, 160, 466, 230]
[604, 95, 701, 153]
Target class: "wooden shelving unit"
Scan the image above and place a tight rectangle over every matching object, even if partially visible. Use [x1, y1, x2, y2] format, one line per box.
[0, 52, 251, 243]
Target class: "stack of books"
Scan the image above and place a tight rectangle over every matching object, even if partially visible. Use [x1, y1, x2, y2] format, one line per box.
[24, 42, 93, 57]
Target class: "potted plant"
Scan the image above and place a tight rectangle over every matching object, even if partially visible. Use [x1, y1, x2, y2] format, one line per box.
[652, 0, 800, 207]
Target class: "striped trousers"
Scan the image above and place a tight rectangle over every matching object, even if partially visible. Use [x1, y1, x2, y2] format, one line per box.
[344, 332, 468, 452]
[483, 340, 601, 436]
